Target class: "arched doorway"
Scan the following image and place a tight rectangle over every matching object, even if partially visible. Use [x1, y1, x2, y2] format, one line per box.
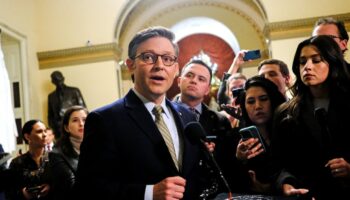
[114, 0, 270, 99]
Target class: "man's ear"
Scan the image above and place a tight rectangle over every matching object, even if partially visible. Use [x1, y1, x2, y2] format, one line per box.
[284, 75, 291, 86]
[204, 85, 210, 96]
[174, 63, 179, 78]
[126, 58, 136, 72]
[177, 76, 182, 87]
[340, 39, 348, 52]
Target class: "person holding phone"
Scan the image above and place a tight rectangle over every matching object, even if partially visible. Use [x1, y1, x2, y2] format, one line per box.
[217, 76, 285, 195]
[7, 120, 53, 200]
[272, 35, 350, 199]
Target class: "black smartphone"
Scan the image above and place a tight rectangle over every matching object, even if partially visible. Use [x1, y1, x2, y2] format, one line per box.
[220, 104, 242, 119]
[26, 185, 43, 194]
[206, 135, 217, 142]
[231, 87, 244, 98]
[239, 126, 266, 151]
[243, 49, 261, 61]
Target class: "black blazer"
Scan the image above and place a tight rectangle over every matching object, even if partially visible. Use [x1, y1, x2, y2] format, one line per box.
[272, 92, 350, 199]
[75, 90, 201, 199]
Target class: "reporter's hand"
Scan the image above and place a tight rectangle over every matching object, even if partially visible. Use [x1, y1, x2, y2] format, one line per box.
[22, 187, 35, 200]
[205, 141, 215, 153]
[38, 183, 50, 197]
[153, 176, 186, 200]
[228, 50, 247, 74]
[23, 184, 50, 199]
[236, 138, 264, 160]
[248, 170, 271, 193]
[282, 183, 310, 197]
[325, 157, 350, 178]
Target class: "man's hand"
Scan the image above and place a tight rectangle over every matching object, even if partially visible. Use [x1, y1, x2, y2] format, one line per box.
[153, 176, 186, 200]
[204, 141, 215, 153]
[325, 157, 350, 178]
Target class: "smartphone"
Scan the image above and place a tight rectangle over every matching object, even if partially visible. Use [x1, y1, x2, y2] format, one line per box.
[26, 185, 43, 194]
[206, 135, 217, 142]
[239, 126, 266, 151]
[243, 49, 261, 61]
[231, 87, 244, 98]
[220, 104, 242, 119]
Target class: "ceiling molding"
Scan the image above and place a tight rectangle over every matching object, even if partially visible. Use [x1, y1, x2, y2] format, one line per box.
[37, 43, 122, 69]
[36, 10, 350, 70]
[269, 12, 350, 40]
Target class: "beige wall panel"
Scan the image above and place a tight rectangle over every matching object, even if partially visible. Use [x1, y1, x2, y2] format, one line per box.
[36, 0, 123, 51]
[261, 0, 350, 22]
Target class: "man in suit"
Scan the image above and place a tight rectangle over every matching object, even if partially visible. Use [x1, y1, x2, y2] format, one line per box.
[174, 59, 233, 197]
[48, 71, 86, 139]
[312, 17, 350, 71]
[175, 59, 231, 138]
[312, 17, 349, 54]
[75, 27, 206, 200]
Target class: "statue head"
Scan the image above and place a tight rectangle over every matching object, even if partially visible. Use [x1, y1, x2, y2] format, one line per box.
[51, 71, 65, 87]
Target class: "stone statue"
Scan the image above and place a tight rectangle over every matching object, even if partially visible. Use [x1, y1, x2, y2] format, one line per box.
[48, 71, 86, 139]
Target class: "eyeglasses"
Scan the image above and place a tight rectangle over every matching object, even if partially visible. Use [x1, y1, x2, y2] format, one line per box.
[134, 52, 177, 66]
[327, 35, 343, 40]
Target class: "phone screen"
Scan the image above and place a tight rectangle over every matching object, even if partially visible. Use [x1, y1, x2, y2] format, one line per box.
[243, 50, 261, 61]
[239, 126, 266, 151]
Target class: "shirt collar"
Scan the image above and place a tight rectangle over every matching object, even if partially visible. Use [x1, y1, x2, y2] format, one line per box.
[133, 88, 170, 117]
[177, 97, 202, 114]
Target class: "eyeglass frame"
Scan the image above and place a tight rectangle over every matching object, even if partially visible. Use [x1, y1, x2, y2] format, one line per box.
[326, 35, 344, 40]
[133, 52, 178, 66]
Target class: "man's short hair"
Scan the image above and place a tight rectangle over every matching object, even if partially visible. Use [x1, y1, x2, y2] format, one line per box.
[128, 26, 179, 59]
[181, 59, 212, 85]
[258, 59, 290, 77]
[226, 73, 247, 90]
[314, 17, 349, 41]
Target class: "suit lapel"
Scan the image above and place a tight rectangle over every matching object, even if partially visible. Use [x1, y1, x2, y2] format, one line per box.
[124, 90, 179, 173]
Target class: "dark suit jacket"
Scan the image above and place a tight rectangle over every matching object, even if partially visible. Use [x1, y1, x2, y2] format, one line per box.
[172, 98, 232, 139]
[75, 90, 201, 199]
[199, 103, 232, 138]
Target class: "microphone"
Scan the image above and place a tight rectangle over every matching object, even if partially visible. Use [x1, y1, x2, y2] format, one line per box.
[185, 122, 233, 199]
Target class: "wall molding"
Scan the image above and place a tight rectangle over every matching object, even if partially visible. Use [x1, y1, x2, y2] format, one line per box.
[269, 12, 350, 40]
[37, 12, 350, 69]
[37, 43, 121, 69]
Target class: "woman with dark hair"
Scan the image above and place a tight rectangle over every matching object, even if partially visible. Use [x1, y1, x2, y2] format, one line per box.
[7, 119, 52, 200]
[217, 76, 285, 195]
[272, 35, 350, 199]
[49, 105, 88, 200]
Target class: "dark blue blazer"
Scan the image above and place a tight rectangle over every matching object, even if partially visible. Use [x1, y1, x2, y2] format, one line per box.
[75, 89, 201, 199]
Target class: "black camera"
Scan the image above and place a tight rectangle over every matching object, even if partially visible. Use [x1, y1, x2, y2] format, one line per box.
[232, 87, 243, 98]
[231, 87, 244, 105]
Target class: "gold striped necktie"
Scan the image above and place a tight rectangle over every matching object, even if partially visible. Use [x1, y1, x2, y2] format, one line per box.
[152, 105, 179, 170]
